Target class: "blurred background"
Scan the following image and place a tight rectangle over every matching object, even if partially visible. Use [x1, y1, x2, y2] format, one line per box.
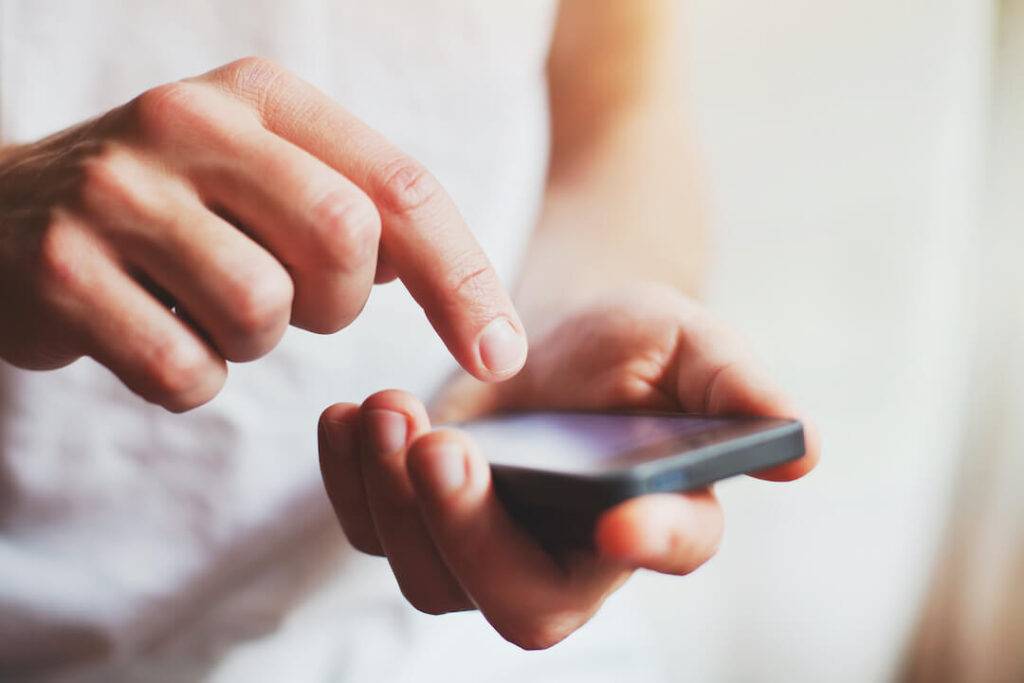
[624, 0, 1022, 680]
[206, 2, 1020, 681]
[6, 1, 1018, 681]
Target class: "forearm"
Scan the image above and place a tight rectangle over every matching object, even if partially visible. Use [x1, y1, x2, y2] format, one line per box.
[513, 0, 708, 330]
[514, 108, 707, 328]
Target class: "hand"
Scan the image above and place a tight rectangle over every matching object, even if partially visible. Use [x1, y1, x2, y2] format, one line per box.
[318, 284, 820, 649]
[0, 58, 526, 412]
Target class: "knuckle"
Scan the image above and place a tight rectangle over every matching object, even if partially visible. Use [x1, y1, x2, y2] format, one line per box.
[130, 82, 204, 142]
[345, 533, 384, 557]
[216, 56, 287, 115]
[447, 258, 496, 304]
[34, 219, 107, 309]
[422, 250, 498, 318]
[223, 265, 294, 342]
[701, 361, 737, 414]
[500, 614, 580, 651]
[163, 380, 223, 413]
[77, 146, 137, 211]
[144, 338, 218, 408]
[36, 219, 91, 298]
[295, 307, 364, 336]
[403, 587, 465, 617]
[373, 157, 444, 217]
[221, 56, 282, 88]
[360, 389, 410, 412]
[311, 190, 381, 271]
[608, 373, 663, 406]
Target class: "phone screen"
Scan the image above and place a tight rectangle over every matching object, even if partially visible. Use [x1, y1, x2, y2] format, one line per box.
[459, 412, 781, 474]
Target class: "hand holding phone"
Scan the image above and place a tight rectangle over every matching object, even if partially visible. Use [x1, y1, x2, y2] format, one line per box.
[317, 285, 820, 649]
[459, 411, 805, 548]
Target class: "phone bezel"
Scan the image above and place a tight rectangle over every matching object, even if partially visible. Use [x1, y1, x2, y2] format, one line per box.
[459, 411, 805, 511]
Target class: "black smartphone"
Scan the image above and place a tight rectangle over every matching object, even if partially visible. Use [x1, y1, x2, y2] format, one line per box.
[458, 411, 805, 549]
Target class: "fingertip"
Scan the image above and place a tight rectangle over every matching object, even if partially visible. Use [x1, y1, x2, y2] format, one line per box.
[802, 418, 823, 468]
[406, 429, 471, 503]
[752, 417, 821, 482]
[705, 362, 821, 483]
[361, 388, 418, 411]
[360, 387, 423, 413]
[318, 402, 360, 459]
[320, 402, 360, 427]
[595, 493, 723, 574]
[594, 513, 638, 565]
[360, 389, 431, 429]
[753, 450, 818, 482]
[594, 500, 669, 567]
[473, 317, 528, 382]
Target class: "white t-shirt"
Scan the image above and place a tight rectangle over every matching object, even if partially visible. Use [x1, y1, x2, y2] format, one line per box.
[0, 2, 664, 681]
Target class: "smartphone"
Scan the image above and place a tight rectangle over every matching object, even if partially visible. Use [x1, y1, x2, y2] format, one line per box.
[458, 411, 805, 549]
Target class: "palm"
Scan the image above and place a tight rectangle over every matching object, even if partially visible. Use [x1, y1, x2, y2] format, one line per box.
[501, 293, 686, 411]
[434, 284, 817, 482]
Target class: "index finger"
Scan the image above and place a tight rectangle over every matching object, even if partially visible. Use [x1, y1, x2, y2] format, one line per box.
[202, 58, 528, 381]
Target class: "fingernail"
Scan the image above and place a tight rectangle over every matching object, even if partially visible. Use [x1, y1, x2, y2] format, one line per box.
[478, 318, 527, 376]
[421, 441, 466, 497]
[322, 417, 357, 452]
[365, 409, 408, 455]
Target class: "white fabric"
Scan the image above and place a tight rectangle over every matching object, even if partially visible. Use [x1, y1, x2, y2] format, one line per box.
[2, 0, 1019, 681]
[0, 2, 663, 681]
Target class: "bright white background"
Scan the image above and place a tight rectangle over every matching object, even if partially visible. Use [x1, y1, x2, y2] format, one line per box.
[627, 1, 999, 680]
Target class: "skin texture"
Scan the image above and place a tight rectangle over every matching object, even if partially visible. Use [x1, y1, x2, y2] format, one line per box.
[516, 0, 708, 325]
[319, 285, 821, 649]
[319, 0, 820, 650]
[0, 58, 527, 412]
[0, 0, 818, 654]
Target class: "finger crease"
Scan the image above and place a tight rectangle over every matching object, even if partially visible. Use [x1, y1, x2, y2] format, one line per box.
[452, 265, 491, 299]
[702, 362, 734, 414]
